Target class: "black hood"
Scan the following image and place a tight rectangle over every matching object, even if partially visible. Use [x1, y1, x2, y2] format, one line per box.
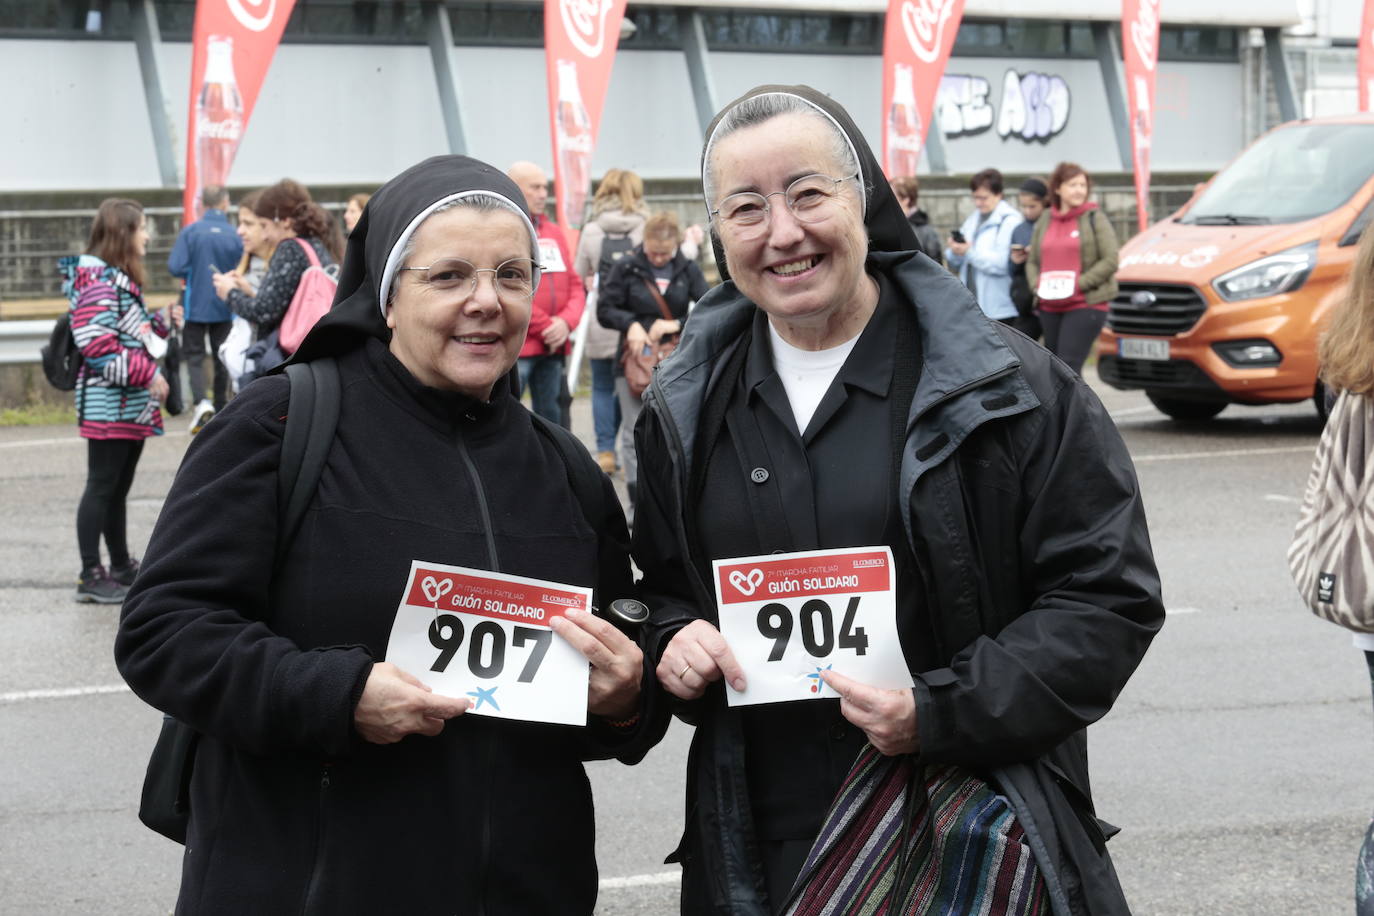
[291, 155, 537, 364]
[700, 84, 919, 282]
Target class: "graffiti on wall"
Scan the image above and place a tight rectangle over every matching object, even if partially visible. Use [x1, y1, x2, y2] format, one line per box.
[997, 70, 1071, 142]
[936, 74, 994, 137]
[936, 69, 1072, 143]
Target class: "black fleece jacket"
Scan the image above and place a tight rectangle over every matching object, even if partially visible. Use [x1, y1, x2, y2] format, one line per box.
[116, 339, 659, 915]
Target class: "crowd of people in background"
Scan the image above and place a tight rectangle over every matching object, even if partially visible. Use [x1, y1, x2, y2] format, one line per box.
[60, 158, 1125, 606]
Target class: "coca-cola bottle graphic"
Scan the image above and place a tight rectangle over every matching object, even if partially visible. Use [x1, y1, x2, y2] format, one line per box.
[194, 36, 244, 220]
[887, 63, 923, 177]
[555, 59, 593, 230]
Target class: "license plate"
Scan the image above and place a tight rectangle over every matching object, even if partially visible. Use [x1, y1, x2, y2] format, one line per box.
[1119, 337, 1170, 360]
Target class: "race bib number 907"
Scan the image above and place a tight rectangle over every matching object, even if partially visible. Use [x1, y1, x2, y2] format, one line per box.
[712, 547, 914, 707]
[385, 560, 591, 726]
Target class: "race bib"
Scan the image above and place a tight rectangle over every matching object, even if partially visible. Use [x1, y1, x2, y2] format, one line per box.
[538, 239, 567, 273]
[1037, 270, 1077, 301]
[385, 560, 591, 726]
[712, 547, 913, 707]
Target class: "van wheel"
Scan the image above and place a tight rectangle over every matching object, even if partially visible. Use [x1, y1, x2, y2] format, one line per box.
[1146, 392, 1228, 421]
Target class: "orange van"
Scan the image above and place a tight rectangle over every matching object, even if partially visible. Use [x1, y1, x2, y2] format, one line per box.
[1096, 113, 1374, 420]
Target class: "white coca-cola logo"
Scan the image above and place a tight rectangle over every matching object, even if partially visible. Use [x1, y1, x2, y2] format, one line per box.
[226, 0, 276, 33]
[198, 115, 243, 141]
[1130, 0, 1160, 72]
[561, 0, 616, 59]
[901, 0, 957, 65]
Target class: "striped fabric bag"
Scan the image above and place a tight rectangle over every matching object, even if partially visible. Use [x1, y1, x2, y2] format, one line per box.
[1288, 391, 1374, 633]
[783, 745, 1049, 916]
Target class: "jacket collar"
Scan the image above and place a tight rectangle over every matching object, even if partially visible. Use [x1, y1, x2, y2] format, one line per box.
[652, 250, 1035, 472]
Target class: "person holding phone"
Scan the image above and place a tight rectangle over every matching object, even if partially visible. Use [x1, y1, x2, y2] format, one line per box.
[944, 168, 1024, 326]
[1026, 162, 1120, 375]
[1008, 177, 1050, 340]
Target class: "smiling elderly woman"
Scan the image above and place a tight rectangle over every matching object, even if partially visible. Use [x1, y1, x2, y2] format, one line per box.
[115, 156, 660, 915]
[632, 86, 1164, 915]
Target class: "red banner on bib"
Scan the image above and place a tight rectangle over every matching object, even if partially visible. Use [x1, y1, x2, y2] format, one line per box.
[716, 550, 891, 606]
[181, 0, 297, 225]
[1360, 0, 1374, 112]
[543, 0, 627, 234]
[1123, 0, 1160, 232]
[881, 0, 966, 179]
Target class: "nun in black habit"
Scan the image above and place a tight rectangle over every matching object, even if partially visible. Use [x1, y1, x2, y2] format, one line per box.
[116, 155, 664, 915]
[632, 86, 1162, 914]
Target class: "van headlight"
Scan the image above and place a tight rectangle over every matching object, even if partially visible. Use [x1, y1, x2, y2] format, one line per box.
[1212, 241, 1317, 302]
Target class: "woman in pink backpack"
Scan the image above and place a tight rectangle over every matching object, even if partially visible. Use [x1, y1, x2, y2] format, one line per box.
[214, 179, 342, 342]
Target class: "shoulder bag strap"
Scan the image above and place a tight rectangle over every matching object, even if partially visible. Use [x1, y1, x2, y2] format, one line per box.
[278, 357, 340, 565]
[529, 412, 607, 532]
[640, 276, 676, 322]
[294, 237, 322, 270]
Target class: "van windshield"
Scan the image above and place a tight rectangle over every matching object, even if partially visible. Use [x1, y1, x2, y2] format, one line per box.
[1181, 123, 1374, 225]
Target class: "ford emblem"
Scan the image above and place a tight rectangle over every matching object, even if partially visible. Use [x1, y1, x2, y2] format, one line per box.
[1130, 290, 1158, 308]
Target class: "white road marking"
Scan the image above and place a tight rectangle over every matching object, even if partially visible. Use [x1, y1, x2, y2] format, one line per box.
[1133, 444, 1314, 463]
[0, 431, 187, 449]
[0, 435, 84, 449]
[1264, 494, 1300, 504]
[0, 684, 131, 703]
[1166, 606, 1202, 615]
[1108, 405, 1159, 419]
[599, 871, 681, 890]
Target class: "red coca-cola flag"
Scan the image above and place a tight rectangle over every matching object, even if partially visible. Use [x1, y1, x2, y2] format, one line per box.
[1360, 0, 1374, 112]
[543, 0, 628, 235]
[1123, 0, 1161, 232]
[881, 0, 966, 178]
[181, 0, 298, 225]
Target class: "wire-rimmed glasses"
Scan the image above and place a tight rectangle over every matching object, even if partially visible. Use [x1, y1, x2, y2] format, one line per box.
[709, 172, 859, 239]
[398, 257, 540, 303]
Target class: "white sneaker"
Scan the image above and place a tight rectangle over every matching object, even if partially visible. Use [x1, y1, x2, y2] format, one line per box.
[188, 400, 215, 435]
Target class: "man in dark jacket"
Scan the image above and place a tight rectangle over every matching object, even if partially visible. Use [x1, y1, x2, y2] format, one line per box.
[168, 185, 243, 431]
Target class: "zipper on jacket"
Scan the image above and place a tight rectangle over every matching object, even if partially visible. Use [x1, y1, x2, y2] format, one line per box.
[454, 424, 495, 915]
[299, 764, 332, 916]
[455, 429, 500, 572]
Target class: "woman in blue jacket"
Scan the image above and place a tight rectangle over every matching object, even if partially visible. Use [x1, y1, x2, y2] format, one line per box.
[944, 167, 1024, 326]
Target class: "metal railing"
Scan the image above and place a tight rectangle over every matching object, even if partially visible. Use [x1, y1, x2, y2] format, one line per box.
[0, 184, 1201, 311]
[0, 320, 53, 365]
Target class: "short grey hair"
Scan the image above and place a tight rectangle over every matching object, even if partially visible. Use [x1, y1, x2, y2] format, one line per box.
[380, 191, 540, 311]
[702, 92, 864, 214]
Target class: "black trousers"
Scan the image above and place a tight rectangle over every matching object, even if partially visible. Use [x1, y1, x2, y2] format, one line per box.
[183, 320, 232, 409]
[77, 438, 144, 570]
[1040, 308, 1108, 377]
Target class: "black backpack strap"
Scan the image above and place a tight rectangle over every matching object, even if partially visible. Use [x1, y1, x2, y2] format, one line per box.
[278, 358, 341, 562]
[530, 412, 606, 530]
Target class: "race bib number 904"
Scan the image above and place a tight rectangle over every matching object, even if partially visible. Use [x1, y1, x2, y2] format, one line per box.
[712, 547, 914, 707]
[384, 560, 591, 726]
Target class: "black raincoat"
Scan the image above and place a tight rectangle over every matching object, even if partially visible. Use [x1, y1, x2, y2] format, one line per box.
[633, 85, 1164, 915]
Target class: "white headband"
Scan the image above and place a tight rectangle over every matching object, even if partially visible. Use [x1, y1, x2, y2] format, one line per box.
[703, 91, 867, 219]
[377, 189, 541, 317]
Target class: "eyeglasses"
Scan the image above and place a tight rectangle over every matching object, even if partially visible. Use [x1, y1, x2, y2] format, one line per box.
[710, 173, 859, 239]
[398, 257, 540, 302]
